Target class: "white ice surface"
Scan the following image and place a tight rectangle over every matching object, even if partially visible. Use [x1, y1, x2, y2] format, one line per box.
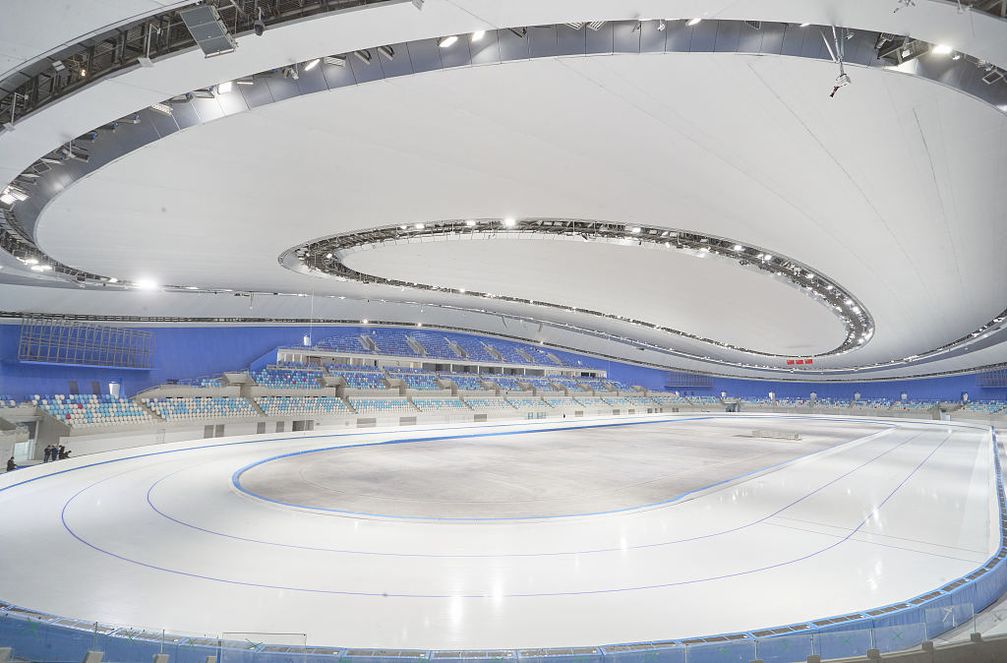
[0, 413, 995, 650]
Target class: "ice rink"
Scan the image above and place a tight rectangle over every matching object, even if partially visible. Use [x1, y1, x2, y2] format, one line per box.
[0, 414, 997, 650]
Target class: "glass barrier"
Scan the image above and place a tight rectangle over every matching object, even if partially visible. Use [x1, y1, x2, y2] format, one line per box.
[0, 599, 1001, 663]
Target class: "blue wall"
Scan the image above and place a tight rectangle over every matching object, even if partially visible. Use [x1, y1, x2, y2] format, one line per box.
[0, 322, 1002, 402]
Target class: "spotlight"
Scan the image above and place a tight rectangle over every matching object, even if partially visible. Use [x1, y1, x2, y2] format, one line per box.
[465, 219, 477, 227]
[502, 217, 517, 227]
[217, 81, 233, 94]
[23, 257, 39, 265]
[733, 244, 743, 251]
[362, 319, 369, 324]
[630, 227, 642, 234]
[236, 77, 255, 85]
[136, 278, 159, 291]
[304, 58, 320, 71]
[471, 30, 486, 42]
[799, 22, 811, 27]
[686, 18, 702, 26]
[253, 8, 265, 36]
[439, 35, 458, 48]
[151, 102, 173, 115]
[108, 277, 119, 283]
[414, 223, 425, 229]
[932, 43, 953, 55]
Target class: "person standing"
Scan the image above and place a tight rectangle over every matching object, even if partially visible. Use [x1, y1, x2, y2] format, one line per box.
[57, 445, 67, 460]
[42, 444, 52, 463]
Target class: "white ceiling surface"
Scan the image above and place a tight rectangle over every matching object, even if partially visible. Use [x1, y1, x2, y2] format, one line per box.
[344, 238, 847, 356]
[3, 0, 1007, 192]
[0, 0, 194, 83]
[34, 53, 1007, 371]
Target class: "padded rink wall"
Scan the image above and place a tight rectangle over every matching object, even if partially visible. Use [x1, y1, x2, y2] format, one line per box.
[0, 430, 1004, 663]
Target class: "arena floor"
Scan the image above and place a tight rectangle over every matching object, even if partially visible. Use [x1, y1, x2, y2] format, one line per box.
[0, 414, 996, 650]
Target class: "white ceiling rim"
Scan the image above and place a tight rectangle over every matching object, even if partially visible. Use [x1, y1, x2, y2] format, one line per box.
[2, 0, 1007, 192]
[5, 22, 1006, 376]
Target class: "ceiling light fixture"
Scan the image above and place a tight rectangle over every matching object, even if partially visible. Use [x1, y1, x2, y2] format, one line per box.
[217, 81, 233, 94]
[151, 102, 173, 115]
[471, 30, 486, 42]
[686, 18, 702, 27]
[733, 244, 743, 251]
[502, 217, 517, 227]
[136, 278, 159, 291]
[932, 44, 953, 55]
[304, 58, 320, 71]
[439, 35, 458, 48]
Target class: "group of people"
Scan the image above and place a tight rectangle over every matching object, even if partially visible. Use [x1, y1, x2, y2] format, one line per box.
[43, 443, 70, 462]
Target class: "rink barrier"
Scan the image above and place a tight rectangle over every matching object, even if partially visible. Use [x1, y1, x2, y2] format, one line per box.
[0, 421, 1003, 662]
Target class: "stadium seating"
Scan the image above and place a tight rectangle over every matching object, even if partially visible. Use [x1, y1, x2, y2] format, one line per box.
[366, 329, 421, 357]
[603, 397, 639, 408]
[411, 397, 470, 412]
[174, 376, 224, 387]
[541, 397, 579, 408]
[401, 374, 443, 390]
[350, 398, 417, 414]
[446, 334, 499, 362]
[855, 398, 893, 410]
[962, 400, 1007, 413]
[256, 396, 352, 416]
[330, 369, 388, 390]
[0, 395, 17, 407]
[463, 397, 514, 410]
[891, 399, 938, 411]
[38, 394, 157, 428]
[145, 396, 258, 420]
[525, 378, 562, 392]
[506, 397, 547, 409]
[314, 332, 372, 354]
[650, 394, 687, 405]
[688, 396, 722, 405]
[814, 398, 851, 408]
[407, 331, 462, 360]
[573, 396, 611, 408]
[449, 374, 488, 390]
[491, 376, 527, 391]
[254, 368, 324, 390]
[484, 339, 536, 365]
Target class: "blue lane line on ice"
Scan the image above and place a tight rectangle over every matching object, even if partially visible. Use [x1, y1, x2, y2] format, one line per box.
[143, 427, 915, 558]
[59, 424, 957, 597]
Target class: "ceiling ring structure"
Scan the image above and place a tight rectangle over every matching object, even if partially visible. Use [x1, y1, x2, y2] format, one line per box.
[2, 16, 1007, 377]
[280, 218, 874, 359]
